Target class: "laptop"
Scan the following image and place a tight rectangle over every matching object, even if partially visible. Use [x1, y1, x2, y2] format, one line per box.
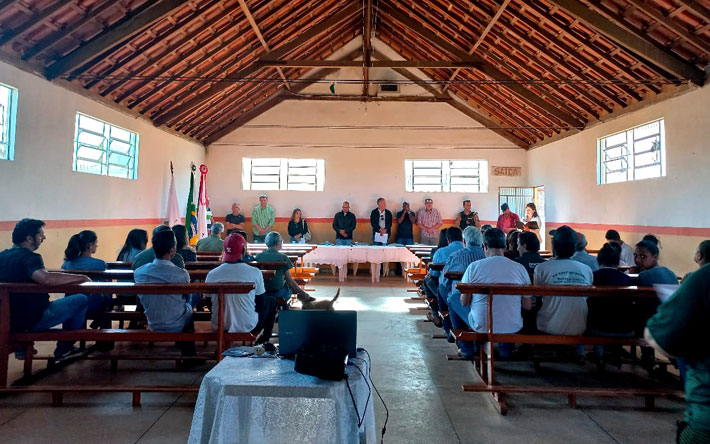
[278, 310, 357, 358]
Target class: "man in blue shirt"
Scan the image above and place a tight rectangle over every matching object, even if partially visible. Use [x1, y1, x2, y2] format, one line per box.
[424, 227, 464, 325]
[134, 229, 196, 356]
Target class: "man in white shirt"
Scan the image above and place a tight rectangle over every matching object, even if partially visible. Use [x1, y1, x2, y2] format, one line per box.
[449, 228, 531, 359]
[206, 233, 271, 338]
[605, 229, 634, 267]
[535, 226, 593, 336]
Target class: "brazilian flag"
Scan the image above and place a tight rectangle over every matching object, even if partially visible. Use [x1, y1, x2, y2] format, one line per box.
[186, 165, 198, 245]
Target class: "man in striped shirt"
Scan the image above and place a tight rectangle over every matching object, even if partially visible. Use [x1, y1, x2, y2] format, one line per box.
[416, 198, 443, 245]
[252, 194, 275, 243]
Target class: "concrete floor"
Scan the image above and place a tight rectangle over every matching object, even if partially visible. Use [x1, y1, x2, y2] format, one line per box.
[0, 276, 685, 443]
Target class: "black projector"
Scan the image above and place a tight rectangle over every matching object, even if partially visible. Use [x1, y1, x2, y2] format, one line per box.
[294, 345, 348, 381]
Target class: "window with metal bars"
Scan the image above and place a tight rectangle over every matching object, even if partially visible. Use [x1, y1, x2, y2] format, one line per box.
[72, 113, 139, 179]
[242, 158, 325, 191]
[404, 159, 488, 193]
[597, 119, 665, 185]
[0, 82, 17, 161]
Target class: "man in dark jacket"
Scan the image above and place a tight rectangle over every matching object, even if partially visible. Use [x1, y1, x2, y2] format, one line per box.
[370, 197, 392, 245]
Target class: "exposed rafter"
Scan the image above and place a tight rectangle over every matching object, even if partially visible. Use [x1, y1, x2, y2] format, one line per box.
[255, 59, 483, 68]
[0, 1, 69, 47]
[238, 0, 290, 89]
[0, 1, 18, 17]
[546, 0, 705, 85]
[45, 0, 192, 79]
[442, 0, 511, 92]
[381, 3, 584, 129]
[283, 95, 451, 102]
[363, 0, 372, 98]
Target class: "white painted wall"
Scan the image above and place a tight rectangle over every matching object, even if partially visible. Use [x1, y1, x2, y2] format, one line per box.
[0, 59, 205, 222]
[207, 99, 528, 222]
[527, 85, 710, 228]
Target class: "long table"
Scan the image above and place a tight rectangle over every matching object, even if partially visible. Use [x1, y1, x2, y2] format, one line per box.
[302, 245, 420, 282]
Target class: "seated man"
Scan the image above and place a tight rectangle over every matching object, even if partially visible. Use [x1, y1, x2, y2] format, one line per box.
[645, 263, 710, 443]
[255, 232, 313, 342]
[605, 229, 634, 267]
[0, 219, 90, 359]
[437, 226, 486, 341]
[425, 227, 464, 325]
[206, 233, 273, 340]
[515, 231, 546, 276]
[132, 225, 186, 269]
[534, 226, 593, 336]
[134, 229, 196, 355]
[448, 228, 530, 359]
[571, 232, 599, 271]
[196, 222, 225, 253]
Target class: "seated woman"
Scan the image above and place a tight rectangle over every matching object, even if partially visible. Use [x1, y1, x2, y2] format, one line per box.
[172, 224, 197, 262]
[586, 243, 635, 362]
[61, 230, 112, 340]
[504, 230, 520, 260]
[633, 239, 678, 336]
[116, 229, 148, 262]
[287, 208, 309, 243]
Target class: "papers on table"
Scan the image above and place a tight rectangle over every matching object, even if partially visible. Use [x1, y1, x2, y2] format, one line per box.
[374, 233, 389, 244]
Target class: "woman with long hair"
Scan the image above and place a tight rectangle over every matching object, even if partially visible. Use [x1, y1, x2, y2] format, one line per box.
[172, 224, 196, 262]
[287, 208, 309, 243]
[62, 230, 106, 271]
[117, 229, 148, 262]
[524, 202, 542, 242]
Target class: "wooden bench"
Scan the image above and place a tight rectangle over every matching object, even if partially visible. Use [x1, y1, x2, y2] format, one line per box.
[453, 283, 684, 414]
[0, 281, 257, 404]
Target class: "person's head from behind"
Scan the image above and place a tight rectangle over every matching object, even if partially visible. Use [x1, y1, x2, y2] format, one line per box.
[500, 202, 510, 215]
[223, 233, 247, 262]
[377, 197, 386, 211]
[265, 231, 283, 250]
[517, 231, 540, 255]
[605, 229, 621, 243]
[118, 228, 148, 260]
[437, 229, 449, 248]
[64, 230, 98, 262]
[575, 232, 588, 252]
[597, 242, 621, 268]
[231, 202, 240, 215]
[211, 222, 224, 236]
[152, 230, 177, 259]
[483, 228, 506, 256]
[446, 226, 463, 244]
[480, 224, 492, 235]
[171, 225, 189, 251]
[462, 226, 482, 248]
[525, 202, 538, 220]
[259, 194, 268, 208]
[291, 208, 302, 222]
[551, 225, 576, 259]
[462, 199, 471, 212]
[634, 240, 659, 271]
[12, 218, 46, 251]
[506, 230, 520, 253]
[694, 240, 710, 267]
[642, 234, 660, 247]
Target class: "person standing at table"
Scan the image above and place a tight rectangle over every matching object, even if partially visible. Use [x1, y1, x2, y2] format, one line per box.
[416, 198, 443, 246]
[252, 194, 275, 243]
[496, 203, 520, 234]
[287, 208, 309, 243]
[224, 203, 245, 236]
[333, 201, 356, 245]
[370, 197, 392, 246]
[454, 199, 481, 230]
[523, 202, 542, 242]
[396, 201, 416, 245]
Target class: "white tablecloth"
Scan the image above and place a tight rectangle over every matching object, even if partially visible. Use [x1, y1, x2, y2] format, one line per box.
[189, 352, 375, 444]
[302, 246, 420, 282]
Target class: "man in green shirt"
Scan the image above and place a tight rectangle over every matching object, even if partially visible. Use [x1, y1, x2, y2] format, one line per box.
[645, 263, 710, 443]
[255, 232, 312, 343]
[132, 225, 185, 270]
[196, 222, 224, 252]
[252, 194, 275, 243]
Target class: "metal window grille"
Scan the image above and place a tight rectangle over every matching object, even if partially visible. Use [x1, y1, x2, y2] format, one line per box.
[597, 119, 665, 184]
[242, 158, 325, 191]
[498, 187, 534, 217]
[73, 113, 139, 179]
[0, 82, 17, 161]
[405, 159, 488, 193]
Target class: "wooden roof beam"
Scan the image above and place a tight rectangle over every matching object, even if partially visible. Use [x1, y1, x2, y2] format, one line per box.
[545, 0, 705, 85]
[238, 0, 290, 89]
[381, 3, 584, 129]
[0, 1, 18, 17]
[443, 0, 511, 92]
[256, 59, 483, 68]
[674, 0, 710, 22]
[363, 0, 372, 97]
[0, 1, 70, 47]
[283, 95, 451, 102]
[45, 0, 192, 80]
[154, 2, 363, 127]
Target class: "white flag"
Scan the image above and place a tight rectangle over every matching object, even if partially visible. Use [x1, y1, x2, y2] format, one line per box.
[165, 167, 181, 226]
[197, 164, 209, 239]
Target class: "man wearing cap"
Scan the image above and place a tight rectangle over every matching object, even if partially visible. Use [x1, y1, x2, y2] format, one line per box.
[396, 201, 416, 245]
[496, 203, 520, 235]
[206, 234, 273, 339]
[416, 198, 443, 245]
[224, 203, 245, 236]
[252, 195, 275, 243]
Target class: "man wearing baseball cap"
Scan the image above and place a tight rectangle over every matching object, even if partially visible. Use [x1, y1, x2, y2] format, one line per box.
[206, 233, 272, 341]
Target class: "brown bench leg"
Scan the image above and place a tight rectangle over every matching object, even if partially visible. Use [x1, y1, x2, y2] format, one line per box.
[23, 343, 33, 376]
[0, 289, 10, 387]
[133, 391, 141, 407]
[52, 392, 63, 407]
[644, 395, 655, 410]
[568, 393, 577, 409]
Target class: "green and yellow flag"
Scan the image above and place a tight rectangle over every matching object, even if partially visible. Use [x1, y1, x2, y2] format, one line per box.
[186, 164, 198, 245]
